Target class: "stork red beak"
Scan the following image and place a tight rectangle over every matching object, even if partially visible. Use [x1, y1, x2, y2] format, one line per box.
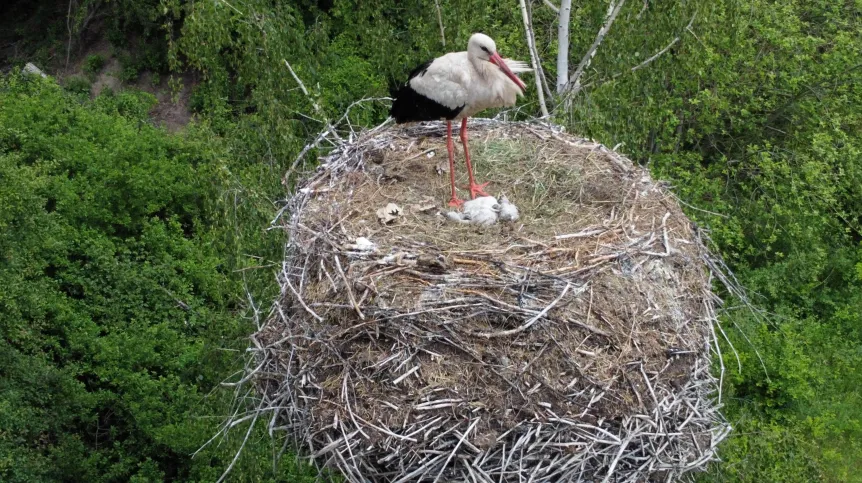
[489, 52, 527, 92]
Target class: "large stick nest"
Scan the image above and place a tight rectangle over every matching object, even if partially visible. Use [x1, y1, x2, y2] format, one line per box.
[255, 120, 730, 482]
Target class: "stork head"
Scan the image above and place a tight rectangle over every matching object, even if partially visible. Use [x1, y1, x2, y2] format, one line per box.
[468, 33, 527, 92]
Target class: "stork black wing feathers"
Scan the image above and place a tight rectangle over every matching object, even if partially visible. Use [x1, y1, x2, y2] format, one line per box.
[390, 59, 464, 123]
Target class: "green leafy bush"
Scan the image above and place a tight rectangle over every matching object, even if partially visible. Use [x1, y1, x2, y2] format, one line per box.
[63, 75, 91, 96]
[118, 65, 138, 83]
[83, 54, 105, 76]
[0, 74, 315, 482]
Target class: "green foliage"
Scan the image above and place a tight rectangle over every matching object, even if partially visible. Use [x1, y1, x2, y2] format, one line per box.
[83, 54, 105, 76]
[63, 75, 91, 96]
[0, 74, 316, 482]
[118, 64, 140, 83]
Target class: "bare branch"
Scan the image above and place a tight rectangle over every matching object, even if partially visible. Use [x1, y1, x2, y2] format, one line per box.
[434, 0, 446, 47]
[631, 12, 695, 72]
[632, 37, 679, 72]
[283, 59, 325, 118]
[216, 0, 245, 16]
[527, 0, 555, 99]
[636, 0, 648, 19]
[536, 60, 554, 100]
[473, 283, 572, 338]
[543, 0, 560, 13]
[565, 0, 627, 94]
[65, 0, 74, 70]
[519, 0, 550, 117]
[216, 402, 261, 483]
[570, 11, 697, 94]
[432, 418, 480, 483]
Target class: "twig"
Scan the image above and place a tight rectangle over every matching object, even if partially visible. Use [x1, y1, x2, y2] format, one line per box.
[708, 314, 726, 404]
[643, 212, 673, 257]
[670, 191, 729, 218]
[601, 432, 635, 483]
[631, 12, 696, 73]
[283, 59, 325, 118]
[632, 38, 678, 72]
[402, 147, 437, 162]
[284, 277, 324, 322]
[636, 0, 648, 19]
[216, 0, 245, 16]
[393, 365, 420, 385]
[334, 255, 365, 320]
[519, 0, 550, 117]
[432, 418, 480, 483]
[473, 283, 572, 338]
[543, 0, 560, 13]
[433, 0, 446, 47]
[554, 228, 606, 240]
[65, 0, 74, 70]
[216, 401, 261, 483]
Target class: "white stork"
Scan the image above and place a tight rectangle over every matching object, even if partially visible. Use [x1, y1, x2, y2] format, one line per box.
[390, 33, 532, 207]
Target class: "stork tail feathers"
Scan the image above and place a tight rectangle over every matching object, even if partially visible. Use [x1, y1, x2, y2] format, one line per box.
[390, 84, 464, 123]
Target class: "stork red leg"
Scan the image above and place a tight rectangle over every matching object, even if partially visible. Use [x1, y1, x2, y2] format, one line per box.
[460, 118, 489, 199]
[446, 121, 464, 207]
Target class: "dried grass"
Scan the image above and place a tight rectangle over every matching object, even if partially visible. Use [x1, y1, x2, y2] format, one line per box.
[253, 119, 730, 482]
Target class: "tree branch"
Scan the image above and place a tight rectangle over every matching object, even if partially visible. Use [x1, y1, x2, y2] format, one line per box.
[631, 33, 680, 72]
[543, 0, 560, 13]
[283, 60, 322, 116]
[527, 0, 554, 99]
[433, 0, 446, 47]
[565, 0, 627, 94]
[636, 0, 648, 20]
[519, 0, 550, 117]
[577, 11, 697, 91]
[65, 0, 74, 70]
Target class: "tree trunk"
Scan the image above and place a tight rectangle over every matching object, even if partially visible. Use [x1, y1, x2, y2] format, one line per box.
[556, 0, 572, 93]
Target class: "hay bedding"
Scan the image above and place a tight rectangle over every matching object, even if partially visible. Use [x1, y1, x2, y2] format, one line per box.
[256, 120, 729, 482]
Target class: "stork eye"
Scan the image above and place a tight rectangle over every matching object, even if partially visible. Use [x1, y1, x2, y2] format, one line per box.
[481, 46, 490, 53]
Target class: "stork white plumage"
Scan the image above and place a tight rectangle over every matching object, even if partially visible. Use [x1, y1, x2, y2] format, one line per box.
[390, 33, 532, 207]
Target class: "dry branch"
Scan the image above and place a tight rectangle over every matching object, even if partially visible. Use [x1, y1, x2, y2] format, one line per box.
[631, 12, 697, 73]
[65, 0, 74, 69]
[519, 0, 550, 117]
[433, 0, 446, 47]
[543, 0, 560, 13]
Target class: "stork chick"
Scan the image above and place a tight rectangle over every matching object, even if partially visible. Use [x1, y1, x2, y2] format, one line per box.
[444, 195, 521, 226]
[498, 194, 520, 222]
[390, 33, 532, 207]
